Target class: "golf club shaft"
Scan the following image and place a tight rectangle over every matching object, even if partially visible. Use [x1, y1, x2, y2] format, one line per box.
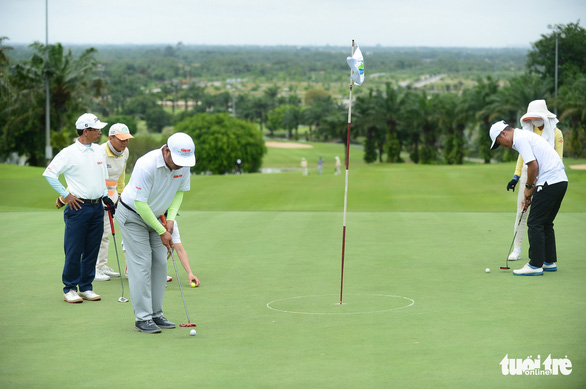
[505, 212, 525, 268]
[108, 210, 127, 301]
[160, 214, 193, 324]
[171, 249, 191, 323]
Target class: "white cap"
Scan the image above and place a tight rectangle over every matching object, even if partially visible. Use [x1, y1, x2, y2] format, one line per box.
[75, 113, 107, 130]
[167, 132, 196, 167]
[489, 120, 509, 150]
[109, 123, 134, 140]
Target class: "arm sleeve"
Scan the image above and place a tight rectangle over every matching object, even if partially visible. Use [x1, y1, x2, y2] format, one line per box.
[514, 154, 524, 177]
[45, 176, 70, 198]
[554, 129, 564, 159]
[134, 200, 166, 235]
[166, 191, 184, 221]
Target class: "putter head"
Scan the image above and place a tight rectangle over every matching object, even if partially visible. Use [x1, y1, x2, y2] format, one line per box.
[500, 266, 510, 270]
[180, 323, 197, 327]
[118, 297, 129, 303]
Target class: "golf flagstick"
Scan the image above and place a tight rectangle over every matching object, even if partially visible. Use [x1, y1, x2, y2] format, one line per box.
[107, 209, 128, 302]
[339, 40, 364, 305]
[160, 215, 196, 327]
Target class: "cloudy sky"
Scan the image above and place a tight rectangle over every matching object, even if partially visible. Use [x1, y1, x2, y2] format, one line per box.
[1, 0, 585, 48]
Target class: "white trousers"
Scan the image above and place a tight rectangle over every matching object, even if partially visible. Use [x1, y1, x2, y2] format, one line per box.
[116, 204, 167, 321]
[513, 165, 529, 250]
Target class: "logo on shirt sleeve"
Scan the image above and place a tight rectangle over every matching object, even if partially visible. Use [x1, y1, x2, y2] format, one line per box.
[135, 186, 142, 190]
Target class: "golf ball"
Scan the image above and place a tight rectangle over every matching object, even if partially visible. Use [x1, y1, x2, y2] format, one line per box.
[485, 268, 491, 273]
[190, 282, 196, 288]
[190, 329, 196, 336]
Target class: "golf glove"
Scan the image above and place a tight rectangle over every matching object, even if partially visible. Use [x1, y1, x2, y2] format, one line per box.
[102, 196, 116, 216]
[507, 175, 520, 192]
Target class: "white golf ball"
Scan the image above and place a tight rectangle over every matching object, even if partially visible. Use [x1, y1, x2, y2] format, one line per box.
[190, 329, 196, 336]
[485, 268, 491, 273]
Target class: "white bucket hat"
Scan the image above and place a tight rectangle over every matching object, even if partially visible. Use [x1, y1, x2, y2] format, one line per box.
[523, 99, 556, 120]
[167, 132, 196, 167]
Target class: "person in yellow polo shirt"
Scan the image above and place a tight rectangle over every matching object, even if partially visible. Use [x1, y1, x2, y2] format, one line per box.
[505, 100, 563, 261]
[95, 123, 134, 280]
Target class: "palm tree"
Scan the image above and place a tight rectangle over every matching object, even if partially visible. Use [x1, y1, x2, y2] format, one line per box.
[464, 76, 500, 163]
[559, 76, 586, 157]
[4, 42, 100, 165]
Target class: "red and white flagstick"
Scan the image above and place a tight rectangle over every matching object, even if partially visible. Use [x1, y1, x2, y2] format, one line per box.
[338, 40, 355, 305]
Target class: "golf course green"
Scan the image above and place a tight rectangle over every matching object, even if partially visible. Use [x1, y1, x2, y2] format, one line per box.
[0, 143, 584, 388]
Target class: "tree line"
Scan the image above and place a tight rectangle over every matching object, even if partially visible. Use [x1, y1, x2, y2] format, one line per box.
[1, 22, 585, 168]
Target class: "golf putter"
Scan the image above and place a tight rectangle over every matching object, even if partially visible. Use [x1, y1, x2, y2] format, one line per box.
[107, 210, 129, 302]
[501, 213, 524, 270]
[160, 215, 196, 327]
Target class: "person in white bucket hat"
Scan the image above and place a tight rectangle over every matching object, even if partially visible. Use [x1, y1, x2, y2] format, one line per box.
[115, 132, 195, 333]
[489, 120, 568, 276]
[504, 100, 564, 261]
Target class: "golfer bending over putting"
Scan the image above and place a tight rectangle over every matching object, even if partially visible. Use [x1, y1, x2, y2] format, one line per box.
[116, 132, 196, 333]
[489, 121, 568, 276]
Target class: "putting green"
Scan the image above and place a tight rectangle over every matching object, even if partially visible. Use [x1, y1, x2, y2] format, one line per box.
[0, 210, 584, 388]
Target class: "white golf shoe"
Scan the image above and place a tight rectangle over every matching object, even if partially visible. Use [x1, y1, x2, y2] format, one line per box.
[99, 265, 120, 278]
[513, 263, 543, 276]
[94, 269, 110, 281]
[78, 290, 101, 301]
[508, 248, 521, 261]
[64, 289, 83, 303]
[543, 262, 557, 272]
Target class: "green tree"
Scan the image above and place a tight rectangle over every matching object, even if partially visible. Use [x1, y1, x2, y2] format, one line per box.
[2, 42, 100, 165]
[174, 113, 266, 174]
[465, 76, 500, 163]
[527, 21, 586, 92]
[559, 76, 586, 157]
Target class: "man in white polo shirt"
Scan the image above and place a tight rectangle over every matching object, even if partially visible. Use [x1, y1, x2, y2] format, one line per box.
[43, 113, 116, 302]
[489, 120, 568, 276]
[116, 132, 195, 333]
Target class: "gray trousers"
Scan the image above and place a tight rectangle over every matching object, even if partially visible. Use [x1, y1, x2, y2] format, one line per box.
[116, 204, 167, 321]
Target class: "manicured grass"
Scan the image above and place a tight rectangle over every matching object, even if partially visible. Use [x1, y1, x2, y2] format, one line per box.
[0, 152, 585, 387]
[3, 159, 585, 213]
[0, 210, 584, 388]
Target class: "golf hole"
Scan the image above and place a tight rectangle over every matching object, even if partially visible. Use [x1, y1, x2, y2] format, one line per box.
[267, 294, 414, 315]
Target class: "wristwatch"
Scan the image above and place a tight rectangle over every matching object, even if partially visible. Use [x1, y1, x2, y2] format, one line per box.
[525, 184, 535, 189]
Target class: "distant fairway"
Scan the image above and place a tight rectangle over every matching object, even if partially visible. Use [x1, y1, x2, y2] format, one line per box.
[1, 147, 585, 387]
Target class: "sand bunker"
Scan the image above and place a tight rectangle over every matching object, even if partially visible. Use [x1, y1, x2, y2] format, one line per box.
[265, 141, 313, 149]
[569, 164, 586, 170]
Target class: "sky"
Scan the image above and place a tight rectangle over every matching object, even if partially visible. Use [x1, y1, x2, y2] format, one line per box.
[1, 0, 586, 48]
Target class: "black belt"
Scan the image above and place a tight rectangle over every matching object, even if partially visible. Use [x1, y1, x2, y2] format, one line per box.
[119, 198, 139, 215]
[79, 198, 102, 204]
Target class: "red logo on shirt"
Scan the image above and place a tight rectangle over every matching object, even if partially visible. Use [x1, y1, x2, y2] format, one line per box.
[135, 186, 142, 190]
[97, 162, 103, 165]
[173, 174, 183, 178]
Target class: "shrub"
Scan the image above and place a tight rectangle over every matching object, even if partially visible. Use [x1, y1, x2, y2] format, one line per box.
[174, 113, 266, 174]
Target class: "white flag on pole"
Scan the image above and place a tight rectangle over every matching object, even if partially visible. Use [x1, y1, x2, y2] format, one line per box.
[346, 45, 364, 86]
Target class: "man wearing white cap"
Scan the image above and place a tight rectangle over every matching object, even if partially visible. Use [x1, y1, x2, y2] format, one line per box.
[43, 113, 116, 302]
[489, 120, 568, 276]
[116, 132, 196, 333]
[93, 123, 134, 280]
[505, 100, 564, 261]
